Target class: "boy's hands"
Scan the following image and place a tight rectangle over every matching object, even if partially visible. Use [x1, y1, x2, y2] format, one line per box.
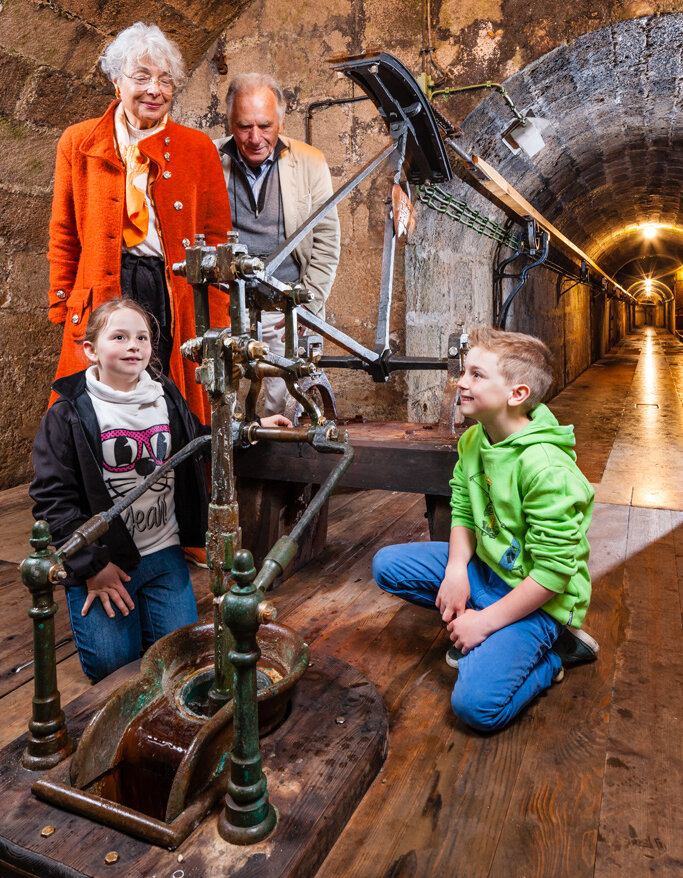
[447, 609, 493, 654]
[436, 563, 470, 624]
[83, 563, 134, 619]
[447, 576, 557, 655]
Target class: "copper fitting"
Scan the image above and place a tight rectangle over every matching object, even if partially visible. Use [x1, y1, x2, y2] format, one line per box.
[257, 601, 277, 624]
[247, 340, 270, 359]
[48, 564, 67, 585]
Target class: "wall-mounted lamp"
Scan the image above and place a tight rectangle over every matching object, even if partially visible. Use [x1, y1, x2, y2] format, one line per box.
[416, 75, 550, 158]
[501, 112, 550, 157]
[642, 224, 657, 240]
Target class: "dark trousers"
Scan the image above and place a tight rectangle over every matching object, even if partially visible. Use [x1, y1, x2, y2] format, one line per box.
[120, 252, 173, 375]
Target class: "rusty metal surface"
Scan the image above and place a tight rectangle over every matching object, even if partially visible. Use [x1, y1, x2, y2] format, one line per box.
[32, 620, 308, 848]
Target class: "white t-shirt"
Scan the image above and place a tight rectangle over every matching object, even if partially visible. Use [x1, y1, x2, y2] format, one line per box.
[85, 367, 179, 556]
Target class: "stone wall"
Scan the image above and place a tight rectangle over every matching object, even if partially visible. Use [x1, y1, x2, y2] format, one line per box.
[0, 0, 250, 489]
[1, 0, 681, 487]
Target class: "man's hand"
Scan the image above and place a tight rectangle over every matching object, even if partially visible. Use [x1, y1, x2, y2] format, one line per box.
[447, 608, 493, 654]
[436, 563, 470, 624]
[83, 563, 134, 619]
[273, 316, 306, 341]
[261, 414, 292, 428]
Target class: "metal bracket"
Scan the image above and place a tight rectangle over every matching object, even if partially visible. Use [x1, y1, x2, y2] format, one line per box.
[558, 259, 590, 299]
[494, 217, 549, 329]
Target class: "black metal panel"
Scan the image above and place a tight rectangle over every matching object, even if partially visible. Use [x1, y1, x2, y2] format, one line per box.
[328, 51, 452, 185]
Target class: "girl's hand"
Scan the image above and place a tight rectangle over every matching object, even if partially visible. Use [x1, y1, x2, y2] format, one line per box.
[447, 608, 493, 654]
[261, 414, 293, 428]
[83, 563, 134, 619]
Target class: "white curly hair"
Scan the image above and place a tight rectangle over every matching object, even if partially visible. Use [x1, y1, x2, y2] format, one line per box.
[99, 22, 185, 87]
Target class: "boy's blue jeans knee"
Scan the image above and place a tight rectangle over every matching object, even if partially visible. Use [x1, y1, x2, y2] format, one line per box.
[373, 542, 563, 731]
[65, 545, 198, 683]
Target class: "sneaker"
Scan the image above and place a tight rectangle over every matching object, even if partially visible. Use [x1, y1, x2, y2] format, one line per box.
[553, 626, 599, 666]
[552, 666, 565, 683]
[445, 645, 464, 669]
[183, 547, 209, 569]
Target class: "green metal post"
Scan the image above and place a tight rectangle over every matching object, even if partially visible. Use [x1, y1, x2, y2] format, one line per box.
[217, 549, 277, 844]
[20, 521, 75, 770]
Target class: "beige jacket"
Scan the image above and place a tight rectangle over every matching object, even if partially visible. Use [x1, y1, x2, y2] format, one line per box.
[214, 134, 340, 318]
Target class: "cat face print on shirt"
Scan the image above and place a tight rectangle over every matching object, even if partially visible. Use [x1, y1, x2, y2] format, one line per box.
[101, 424, 172, 499]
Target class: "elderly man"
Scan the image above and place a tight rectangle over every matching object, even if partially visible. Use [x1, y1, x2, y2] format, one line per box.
[214, 73, 341, 415]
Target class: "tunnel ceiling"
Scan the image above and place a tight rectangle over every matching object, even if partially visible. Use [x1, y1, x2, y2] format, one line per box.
[455, 13, 683, 284]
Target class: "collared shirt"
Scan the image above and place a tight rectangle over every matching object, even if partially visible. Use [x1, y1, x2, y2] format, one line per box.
[242, 154, 276, 202]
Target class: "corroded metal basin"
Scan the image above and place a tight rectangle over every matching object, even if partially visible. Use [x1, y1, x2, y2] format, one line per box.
[32, 621, 308, 847]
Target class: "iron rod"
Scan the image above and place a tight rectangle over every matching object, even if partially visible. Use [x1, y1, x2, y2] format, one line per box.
[264, 141, 398, 276]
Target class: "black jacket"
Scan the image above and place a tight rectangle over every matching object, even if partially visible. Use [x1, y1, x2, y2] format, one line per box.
[30, 370, 209, 583]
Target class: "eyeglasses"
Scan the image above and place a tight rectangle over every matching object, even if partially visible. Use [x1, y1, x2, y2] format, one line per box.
[101, 425, 170, 473]
[122, 71, 174, 93]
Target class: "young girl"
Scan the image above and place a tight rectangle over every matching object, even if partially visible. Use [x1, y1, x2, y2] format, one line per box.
[31, 299, 290, 683]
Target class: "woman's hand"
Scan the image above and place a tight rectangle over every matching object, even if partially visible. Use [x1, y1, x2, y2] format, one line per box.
[83, 563, 134, 619]
[261, 414, 293, 428]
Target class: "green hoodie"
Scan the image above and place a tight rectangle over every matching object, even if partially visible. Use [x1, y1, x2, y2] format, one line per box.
[449, 403, 595, 627]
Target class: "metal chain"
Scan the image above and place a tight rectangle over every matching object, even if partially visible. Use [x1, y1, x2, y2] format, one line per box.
[415, 183, 605, 292]
[416, 183, 521, 248]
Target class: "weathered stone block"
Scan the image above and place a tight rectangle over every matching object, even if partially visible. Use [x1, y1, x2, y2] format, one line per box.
[0, 0, 104, 78]
[0, 118, 60, 189]
[0, 49, 34, 116]
[20, 68, 111, 128]
[0, 187, 51, 249]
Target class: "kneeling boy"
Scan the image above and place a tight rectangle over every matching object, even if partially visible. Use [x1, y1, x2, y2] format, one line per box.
[373, 327, 597, 731]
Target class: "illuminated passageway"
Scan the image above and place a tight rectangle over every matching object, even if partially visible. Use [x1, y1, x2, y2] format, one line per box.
[554, 328, 683, 509]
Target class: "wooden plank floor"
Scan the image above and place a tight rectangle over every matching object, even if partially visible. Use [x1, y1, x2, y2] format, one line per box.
[0, 327, 681, 877]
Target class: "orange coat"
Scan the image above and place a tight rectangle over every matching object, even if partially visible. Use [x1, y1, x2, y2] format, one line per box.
[48, 100, 232, 422]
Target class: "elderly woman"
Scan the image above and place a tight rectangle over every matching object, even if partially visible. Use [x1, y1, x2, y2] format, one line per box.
[47, 22, 231, 422]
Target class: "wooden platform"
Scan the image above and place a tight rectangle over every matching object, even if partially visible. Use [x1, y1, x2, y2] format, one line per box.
[0, 654, 387, 877]
[0, 328, 681, 876]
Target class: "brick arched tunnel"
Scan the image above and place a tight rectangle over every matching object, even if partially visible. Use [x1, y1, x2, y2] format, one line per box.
[407, 13, 683, 419]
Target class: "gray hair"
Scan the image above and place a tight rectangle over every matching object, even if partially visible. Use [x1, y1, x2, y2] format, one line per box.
[99, 22, 186, 87]
[226, 73, 286, 125]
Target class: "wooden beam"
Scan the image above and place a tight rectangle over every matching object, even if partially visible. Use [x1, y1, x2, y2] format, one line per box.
[472, 155, 632, 298]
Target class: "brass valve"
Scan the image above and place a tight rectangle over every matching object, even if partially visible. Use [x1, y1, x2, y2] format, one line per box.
[180, 337, 203, 363]
[48, 564, 67, 585]
[257, 601, 277, 624]
[247, 339, 270, 359]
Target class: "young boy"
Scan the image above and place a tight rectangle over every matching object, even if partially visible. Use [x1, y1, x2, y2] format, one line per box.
[373, 327, 597, 731]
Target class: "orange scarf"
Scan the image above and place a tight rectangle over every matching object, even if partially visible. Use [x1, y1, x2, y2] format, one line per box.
[114, 103, 168, 247]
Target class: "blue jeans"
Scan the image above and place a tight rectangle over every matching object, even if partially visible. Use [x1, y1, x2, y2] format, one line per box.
[372, 542, 563, 731]
[65, 545, 198, 683]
